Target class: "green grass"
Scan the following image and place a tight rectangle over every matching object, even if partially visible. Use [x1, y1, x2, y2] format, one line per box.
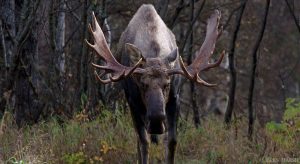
[0, 107, 299, 164]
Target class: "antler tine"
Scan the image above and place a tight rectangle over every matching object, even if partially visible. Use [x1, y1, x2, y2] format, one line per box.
[202, 50, 225, 71]
[91, 63, 111, 70]
[94, 58, 143, 83]
[179, 56, 192, 78]
[109, 70, 126, 82]
[125, 58, 144, 76]
[179, 56, 217, 86]
[94, 70, 112, 84]
[86, 11, 144, 84]
[195, 74, 217, 87]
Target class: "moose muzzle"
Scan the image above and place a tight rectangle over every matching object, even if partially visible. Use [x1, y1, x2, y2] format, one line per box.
[145, 88, 166, 134]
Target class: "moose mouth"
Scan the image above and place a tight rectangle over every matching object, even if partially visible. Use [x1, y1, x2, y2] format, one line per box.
[147, 120, 166, 134]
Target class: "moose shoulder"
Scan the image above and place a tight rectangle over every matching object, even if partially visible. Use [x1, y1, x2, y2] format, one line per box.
[86, 4, 224, 164]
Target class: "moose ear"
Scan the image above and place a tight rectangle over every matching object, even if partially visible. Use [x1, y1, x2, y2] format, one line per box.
[166, 48, 178, 66]
[125, 43, 144, 65]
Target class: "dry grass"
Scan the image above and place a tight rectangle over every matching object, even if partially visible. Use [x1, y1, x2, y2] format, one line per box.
[0, 109, 299, 164]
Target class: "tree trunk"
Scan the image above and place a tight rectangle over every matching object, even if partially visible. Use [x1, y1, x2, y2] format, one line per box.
[49, 0, 56, 51]
[56, 0, 66, 77]
[224, 0, 247, 125]
[14, 0, 42, 126]
[188, 0, 200, 128]
[80, 0, 89, 100]
[0, 1, 16, 112]
[54, 0, 67, 110]
[0, 20, 8, 70]
[247, 0, 270, 140]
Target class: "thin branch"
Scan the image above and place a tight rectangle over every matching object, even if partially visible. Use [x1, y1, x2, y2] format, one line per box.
[0, 20, 8, 68]
[65, 0, 81, 22]
[3, 24, 17, 45]
[157, 0, 170, 20]
[16, 0, 41, 44]
[285, 0, 300, 33]
[223, 4, 242, 30]
[19, 59, 38, 96]
[169, 0, 185, 28]
[180, 0, 206, 53]
[63, 23, 81, 50]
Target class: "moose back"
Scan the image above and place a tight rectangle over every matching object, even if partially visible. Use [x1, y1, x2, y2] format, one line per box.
[86, 4, 223, 164]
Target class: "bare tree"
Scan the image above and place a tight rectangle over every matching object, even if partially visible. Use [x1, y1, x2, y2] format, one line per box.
[80, 0, 89, 98]
[187, 0, 201, 127]
[0, 0, 42, 126]
[248, 0, 270, 139]
[224, 0, 247, 125]
[56, 0, 66, 78]
[53, 0, 67, 111]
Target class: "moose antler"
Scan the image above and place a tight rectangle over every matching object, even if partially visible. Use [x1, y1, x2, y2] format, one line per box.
[168, 10, 224, 86]
[85, 12, 143, 84]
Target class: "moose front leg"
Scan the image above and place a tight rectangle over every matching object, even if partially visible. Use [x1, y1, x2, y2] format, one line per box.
[165, 94, 179, 164]
[124, 79, 149, 164]
[131, 113, 149, 164]
[166, 125, 177, 164]
[136, 128, 149, 164]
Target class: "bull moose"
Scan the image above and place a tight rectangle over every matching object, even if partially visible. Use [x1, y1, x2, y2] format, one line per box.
[86, 4, 223, 164]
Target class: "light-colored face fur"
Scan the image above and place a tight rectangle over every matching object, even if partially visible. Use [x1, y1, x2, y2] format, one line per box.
[137, 58, 172, 105]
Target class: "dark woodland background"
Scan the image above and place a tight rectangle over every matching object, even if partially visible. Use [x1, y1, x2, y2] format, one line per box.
[0, 0, 299, 139]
